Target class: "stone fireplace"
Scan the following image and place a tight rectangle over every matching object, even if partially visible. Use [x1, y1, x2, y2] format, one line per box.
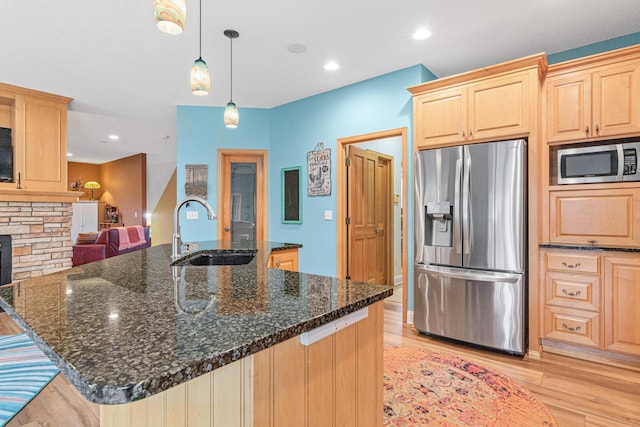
[0, 201, 73, 282]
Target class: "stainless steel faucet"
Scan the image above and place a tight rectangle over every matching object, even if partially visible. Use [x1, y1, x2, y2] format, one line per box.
[172, 196, 217, 260]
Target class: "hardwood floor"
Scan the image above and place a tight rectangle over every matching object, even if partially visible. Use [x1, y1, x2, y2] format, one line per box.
[2, 305, 639, 426]
[383, 301, 640, 427]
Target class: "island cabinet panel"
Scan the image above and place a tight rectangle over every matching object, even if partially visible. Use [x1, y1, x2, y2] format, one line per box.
[549, 187, 640, 247]
[99, 301, 384, 427]
[254, 300, 384, 427]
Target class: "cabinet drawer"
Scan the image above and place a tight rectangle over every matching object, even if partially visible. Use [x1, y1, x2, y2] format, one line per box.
[545, 251, 600, 274]
[544, 306, 600, 348]
[545, 272, 600, 311]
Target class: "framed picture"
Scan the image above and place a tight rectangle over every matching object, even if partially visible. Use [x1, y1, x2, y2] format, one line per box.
[282, 167, 302, 223]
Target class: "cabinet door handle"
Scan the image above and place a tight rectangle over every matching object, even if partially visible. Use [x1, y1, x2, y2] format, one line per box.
[561, 289, 581, 297]
[562, 262, 581, 269]
[469, 129, 473, 137]
[595, 124, 599, 135]
[562, 323, 581, 332]
[585, 125, 589, 135]
[461, 130, 465, 138]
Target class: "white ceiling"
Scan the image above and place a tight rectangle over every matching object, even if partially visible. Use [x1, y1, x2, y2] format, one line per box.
[1, 0, 640, 166]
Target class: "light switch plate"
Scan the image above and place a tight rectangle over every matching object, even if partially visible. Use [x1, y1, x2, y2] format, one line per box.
[186, 211, 198, 220]
[324, 210, 333, 220]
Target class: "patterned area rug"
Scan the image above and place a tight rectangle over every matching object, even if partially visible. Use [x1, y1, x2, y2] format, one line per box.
[384, 346, 557, 426]
[0, 334, 58, 426]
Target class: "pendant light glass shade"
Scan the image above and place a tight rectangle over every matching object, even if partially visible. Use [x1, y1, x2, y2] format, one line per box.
[224, 102, 239, 128]
[190, 58, 210, 95]
[153, 0, 186, 35]
[224, 30, 240, 129]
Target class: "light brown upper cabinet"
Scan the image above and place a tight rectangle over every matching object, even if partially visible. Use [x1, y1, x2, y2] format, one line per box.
[0, 83, 72, 193]
[545, 49, 640, 144]
[409, 54, 547, 150]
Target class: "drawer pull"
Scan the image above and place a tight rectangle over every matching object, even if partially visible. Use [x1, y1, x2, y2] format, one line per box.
[562, 323, 581, 332]
[561, 289, 581, 297]
[275, 260, 281, 268]
[562, 262, 581, 269]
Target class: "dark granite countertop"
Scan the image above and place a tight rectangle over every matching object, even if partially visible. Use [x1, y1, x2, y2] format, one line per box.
[0, 241, 392, 405]
[539, 243, 640, 253]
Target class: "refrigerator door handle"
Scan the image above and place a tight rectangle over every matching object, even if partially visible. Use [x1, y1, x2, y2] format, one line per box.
[416, 264, 521, 283]
[414, 153, 425, 262]
[454, 158, 462, 254]
[462, 149, 471, 255]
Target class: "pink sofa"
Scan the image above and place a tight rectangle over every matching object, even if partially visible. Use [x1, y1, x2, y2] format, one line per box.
[72, 226, 151, 266]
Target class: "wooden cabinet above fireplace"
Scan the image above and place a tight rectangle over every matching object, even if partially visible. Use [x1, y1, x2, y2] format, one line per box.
[0, 82, 78, 202]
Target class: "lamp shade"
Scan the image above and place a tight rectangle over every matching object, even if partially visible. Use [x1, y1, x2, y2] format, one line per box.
[224, 102, 239, 128]
[83, 181, 101, 200]
[154, 0, 186, 35]
[190, 58, 210, 96]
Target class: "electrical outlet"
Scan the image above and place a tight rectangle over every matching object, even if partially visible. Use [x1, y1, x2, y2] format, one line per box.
[324, 210, 333, 220]
[186, 211, 198, 220]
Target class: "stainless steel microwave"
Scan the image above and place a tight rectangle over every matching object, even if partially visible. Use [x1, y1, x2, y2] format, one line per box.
[557, 142, 640, 184]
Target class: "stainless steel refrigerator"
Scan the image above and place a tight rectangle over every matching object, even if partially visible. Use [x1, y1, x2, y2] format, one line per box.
[414, 139, 527, 355]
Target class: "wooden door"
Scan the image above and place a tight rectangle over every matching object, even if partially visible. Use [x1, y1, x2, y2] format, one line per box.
[592, 60, 640, 138]
[468, 71, 531, 141]
[604, 255, 640, 356]
[218, 150, 268, 242]
[414, 86, 467, 149]
[347, 146, 392, 285]
[545, 71, 592, 143]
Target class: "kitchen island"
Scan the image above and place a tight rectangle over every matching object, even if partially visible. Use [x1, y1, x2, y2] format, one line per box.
[0, 241, 392, 427]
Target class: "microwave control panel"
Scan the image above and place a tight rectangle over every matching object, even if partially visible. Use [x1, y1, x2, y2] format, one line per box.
[623, 148, 637, 175]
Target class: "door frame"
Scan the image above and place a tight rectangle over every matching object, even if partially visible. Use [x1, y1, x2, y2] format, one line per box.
[336, 128, 409, 322]
[217, 149, 269, 241]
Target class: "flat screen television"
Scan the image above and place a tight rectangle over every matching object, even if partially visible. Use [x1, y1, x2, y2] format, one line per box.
[0, 127, 13, 182]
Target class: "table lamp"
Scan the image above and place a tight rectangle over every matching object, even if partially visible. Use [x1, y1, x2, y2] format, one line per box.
[84, 181, 101, 200]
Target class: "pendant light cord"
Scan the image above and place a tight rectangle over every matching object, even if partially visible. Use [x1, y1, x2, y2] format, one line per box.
[229, 36, 233, 101]
[198, 0, 202, 58]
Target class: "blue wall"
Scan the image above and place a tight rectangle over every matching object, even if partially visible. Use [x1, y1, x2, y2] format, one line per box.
[176, 105, 271, 240]
[269, 65, 434, 276]
[176, 65, 435, 278]
[176, 33, 640, 312]
[548, 31, 640, 64]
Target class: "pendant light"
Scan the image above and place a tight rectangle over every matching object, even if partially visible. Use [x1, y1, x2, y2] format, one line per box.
[153, 0, 186, 35]
[190, 0, 210, 95]
[224, 29, 240, 128]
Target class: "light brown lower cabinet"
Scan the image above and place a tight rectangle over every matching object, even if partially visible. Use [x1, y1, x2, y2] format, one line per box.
[99, 301, 384, 427]
[268, 248, 298, 271]
[603, 255, 640, 356]
[541, 249, 640, 363]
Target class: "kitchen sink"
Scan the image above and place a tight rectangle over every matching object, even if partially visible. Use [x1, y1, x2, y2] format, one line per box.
[172, 249, 257, 266]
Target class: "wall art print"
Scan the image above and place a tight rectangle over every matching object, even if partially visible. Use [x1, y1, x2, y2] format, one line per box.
[307, 142, 331, 197]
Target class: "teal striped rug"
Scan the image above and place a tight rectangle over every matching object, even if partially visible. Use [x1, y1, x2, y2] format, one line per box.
[0, 334, 58, 426]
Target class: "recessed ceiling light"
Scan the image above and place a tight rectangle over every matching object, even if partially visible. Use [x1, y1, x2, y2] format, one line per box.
[287, 44, 307, 54]
[108, 134, 120, 140]
[324, 61, 340, 71]
[413, 28, 432, 40]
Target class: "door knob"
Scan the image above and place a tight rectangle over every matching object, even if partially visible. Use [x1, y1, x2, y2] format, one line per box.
[224, 227, 230, 232]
